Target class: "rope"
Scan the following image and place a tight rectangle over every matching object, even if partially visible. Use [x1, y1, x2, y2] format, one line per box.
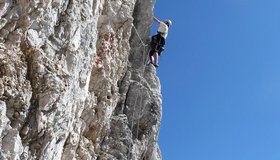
[130, 1, 159, 159]
[128, 21, 156, 159]
[132, 24, 149, 47]
[127, 95, 139, 160]
[132, 23, 152, 66]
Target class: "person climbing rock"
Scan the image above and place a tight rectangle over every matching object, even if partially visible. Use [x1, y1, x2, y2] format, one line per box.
[149, 16, 172, 68]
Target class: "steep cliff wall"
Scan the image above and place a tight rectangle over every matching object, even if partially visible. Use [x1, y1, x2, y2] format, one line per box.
[0, 0, 162, 159]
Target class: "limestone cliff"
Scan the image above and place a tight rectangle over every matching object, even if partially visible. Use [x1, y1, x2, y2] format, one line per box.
[0, 0, 162, 159]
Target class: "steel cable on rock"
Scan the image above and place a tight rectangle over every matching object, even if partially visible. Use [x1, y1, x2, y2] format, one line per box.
[127, 23, 152, 159]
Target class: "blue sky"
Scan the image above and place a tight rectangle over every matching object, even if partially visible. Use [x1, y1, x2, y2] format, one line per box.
[154, 0, 280, 160]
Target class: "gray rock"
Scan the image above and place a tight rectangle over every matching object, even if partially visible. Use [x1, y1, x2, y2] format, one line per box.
[0, 0, 162, 159]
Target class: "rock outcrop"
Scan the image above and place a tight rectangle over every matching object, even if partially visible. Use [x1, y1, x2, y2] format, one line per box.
[0, 0, 162, 159]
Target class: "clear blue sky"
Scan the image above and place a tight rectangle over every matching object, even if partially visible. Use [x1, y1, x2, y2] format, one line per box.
[154, 0, 280, 160]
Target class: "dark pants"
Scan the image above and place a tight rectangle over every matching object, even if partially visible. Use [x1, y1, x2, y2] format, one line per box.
[149, 33, 165, 56]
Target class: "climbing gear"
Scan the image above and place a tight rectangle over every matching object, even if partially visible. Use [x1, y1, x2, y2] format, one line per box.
[149, 34, 165, 56]
[164, 19, 172, 26]
[130, 21, 162, 160]
[153, 63, 159, 68]
[132, 24, 148, 47]
[132, 23, 154, 67]
[127, 23, 154, 159]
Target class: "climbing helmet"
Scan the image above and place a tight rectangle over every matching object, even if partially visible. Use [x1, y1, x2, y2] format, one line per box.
[164, 20, 172, 26]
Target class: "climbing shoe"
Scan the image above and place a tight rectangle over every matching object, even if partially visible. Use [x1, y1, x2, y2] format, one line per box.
[153, 63, 159, 68]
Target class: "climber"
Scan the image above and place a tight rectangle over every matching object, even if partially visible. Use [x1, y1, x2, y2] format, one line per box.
[149, 16, 172, 68]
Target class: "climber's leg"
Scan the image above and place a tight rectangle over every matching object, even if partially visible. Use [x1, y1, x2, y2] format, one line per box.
[153, 52, 159, 67]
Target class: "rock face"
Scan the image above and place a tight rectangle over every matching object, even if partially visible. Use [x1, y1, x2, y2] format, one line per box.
[0, 0, 162, 159]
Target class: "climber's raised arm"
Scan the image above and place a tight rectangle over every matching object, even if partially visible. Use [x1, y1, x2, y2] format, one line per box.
[152, 16, 161, 25]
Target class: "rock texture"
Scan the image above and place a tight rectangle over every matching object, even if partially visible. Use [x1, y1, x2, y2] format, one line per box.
[0, 0, 162, 159]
